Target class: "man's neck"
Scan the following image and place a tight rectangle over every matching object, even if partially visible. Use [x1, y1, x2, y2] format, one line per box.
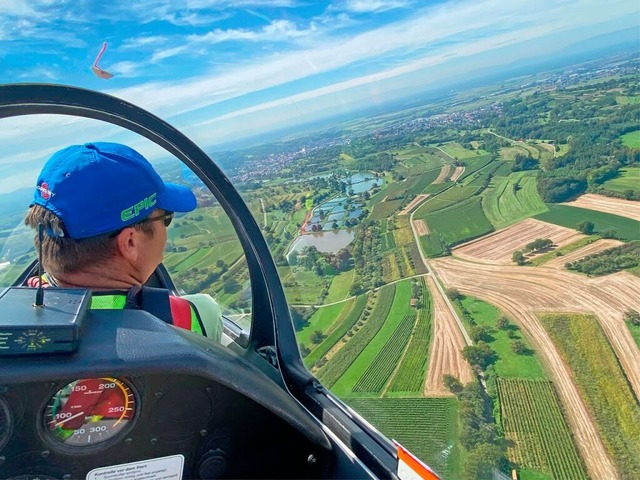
[53, 264, 145, 291]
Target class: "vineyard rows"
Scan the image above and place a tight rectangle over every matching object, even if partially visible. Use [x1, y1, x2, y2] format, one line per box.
[388, 279, 433, 393]
[497, 378, 587, 480]
[317, 284, 396, 387]
[352, 314, 416, 393]
[346, 397, 456, 480]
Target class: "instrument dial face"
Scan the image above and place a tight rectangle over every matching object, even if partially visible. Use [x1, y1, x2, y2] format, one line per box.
[43, 378, 136, 447]
[0, 396, 11, 451]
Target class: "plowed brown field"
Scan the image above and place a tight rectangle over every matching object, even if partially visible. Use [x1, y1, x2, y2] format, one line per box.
[433, 165, 451, 184]
[400, 194, 429, 215]
[413, 219, 429, 236]
[423, 275, 473, 395]
[450, 166, 465, 182]
[544, 239, 624, 269]
[563, 193, 640, 222]
[431, 258, 640, 480]
[453, 218, 584, 264]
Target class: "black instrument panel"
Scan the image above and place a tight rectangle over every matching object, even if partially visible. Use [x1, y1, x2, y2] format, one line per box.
[0, 309, 332, 480]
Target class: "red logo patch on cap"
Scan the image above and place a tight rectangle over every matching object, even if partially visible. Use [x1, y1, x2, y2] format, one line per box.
[38, 182, 54, 200]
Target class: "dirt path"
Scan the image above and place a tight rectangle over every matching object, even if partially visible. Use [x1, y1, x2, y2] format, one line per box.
[431, 258, 640, 480]
[413, 219, 429, 236]
[563, 193, 640, 222]
[400, 194, 429, 215]
[544, 239, 624, 269]
[423, 276, 473, 395]
[450, 166, 465, 182]
[433, 165, 451, 184]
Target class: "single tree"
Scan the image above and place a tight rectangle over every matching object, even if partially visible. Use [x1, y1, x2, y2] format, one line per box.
[577, 220, 595, 234]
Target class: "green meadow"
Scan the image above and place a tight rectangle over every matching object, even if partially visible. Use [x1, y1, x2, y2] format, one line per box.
[535, 205, 640, 241]
[602, 167, 640, 194]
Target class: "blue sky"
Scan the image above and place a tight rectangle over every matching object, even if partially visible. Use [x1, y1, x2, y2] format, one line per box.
[0, 0, 637, 192]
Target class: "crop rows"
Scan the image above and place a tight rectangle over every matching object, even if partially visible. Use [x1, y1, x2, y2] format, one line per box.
[388, 280, 433, 393]
[539, 313, 640, 479]
[497, 378, 587, 480]
[346, 397, 456, 479]
[317, 284, 396, 387]
[304, 294, 368, 367]
[352, 314, 416, 393]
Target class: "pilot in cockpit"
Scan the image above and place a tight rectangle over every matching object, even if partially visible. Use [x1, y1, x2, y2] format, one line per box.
[23, 142, 222, 341]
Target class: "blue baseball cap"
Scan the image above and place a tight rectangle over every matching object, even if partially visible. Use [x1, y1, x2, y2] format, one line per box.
[32, 142, 197, 239]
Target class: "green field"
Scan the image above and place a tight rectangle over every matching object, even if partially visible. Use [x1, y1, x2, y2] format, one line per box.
[297, 301, 348, 346]
[535, 205, 640, 241]
[304, 294, 368, 367]
[498, 379, 587, 480]
[620, 130, 640, 148]
[347, 397, 460, 480]
[388, 278, 432, 394]
[331, 280, 414, 396]
[482, 172, 549, 229]
[420, 197, 494, 248]
[601, 167, 640, 194]
[324, 269, 355, 304]
[279, 267, 327, 304]
[439, 142, 479, 159]
[369, 199, 403, 220]
[539, 313, 640, 479]
[458, 296, 546, 379]
[317, 285, 396, 387]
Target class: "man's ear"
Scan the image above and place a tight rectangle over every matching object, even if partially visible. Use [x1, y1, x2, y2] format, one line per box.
[115, 228, 140, 262]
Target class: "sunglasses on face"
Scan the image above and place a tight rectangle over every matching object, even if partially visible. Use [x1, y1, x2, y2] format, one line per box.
[140, 211, 174, 227]
[109, 211, 174, 238]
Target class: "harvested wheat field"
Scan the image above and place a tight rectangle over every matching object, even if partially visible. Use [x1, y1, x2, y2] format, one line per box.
[433, 165, 451, 184]
[450, 166, 465, 182]
[544, 239, 624, 269]
[399, 194, 429, 215]
[431, 258, 640, 480]
[453, 218, 584, 264]
[413, 219, 429, 236]
[423, 275, 473, 395]
[563, 193, 640, 222]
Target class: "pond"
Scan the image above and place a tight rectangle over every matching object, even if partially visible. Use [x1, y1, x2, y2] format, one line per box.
[287, 230, 355, 263]
[346, 172, 382, 194]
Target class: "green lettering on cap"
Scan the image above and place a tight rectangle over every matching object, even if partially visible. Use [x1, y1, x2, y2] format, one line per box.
[121, 193, 157, 221]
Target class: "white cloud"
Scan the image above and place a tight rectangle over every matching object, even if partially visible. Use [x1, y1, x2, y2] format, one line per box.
[332, 0, 411, 13]
[120, 36, 169, 50]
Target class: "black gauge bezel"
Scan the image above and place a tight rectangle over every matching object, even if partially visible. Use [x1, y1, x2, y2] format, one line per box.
[0, 395, 13, 452]
[38, 377, 140, 456]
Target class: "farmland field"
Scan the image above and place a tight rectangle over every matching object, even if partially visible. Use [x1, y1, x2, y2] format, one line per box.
[346, 397, 460, 480]
[388, 279, 433, 395]
[536, 205, 640, 241]
[370, 199, 403, 220]
[419, 197, 494, 248]
[620, 130, 640, 148]
[325, 269, 355, 303]
[317, 285, 396, 387]
[539, 313, 640, 479]
[439, 142, 479, 159]
[497, 379, 587, 480]
[453, 218, 584, 264]
[457, 296, 546, 379]
[305, 294, 368, 368]
[602, 167, 640, 194]
[562, 193, 640, 222]
[297, 301, 348, 346]
[331, 280, 414, 395]
[482, 172, 548, 229]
